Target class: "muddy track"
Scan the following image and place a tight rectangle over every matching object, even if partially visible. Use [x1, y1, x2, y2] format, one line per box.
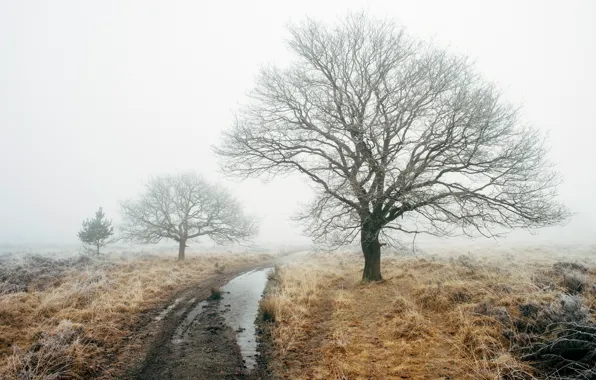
[106, 263, 271, 380]
[135, 298, 246, 379]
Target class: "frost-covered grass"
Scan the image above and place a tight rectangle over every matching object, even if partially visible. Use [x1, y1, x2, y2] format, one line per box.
[0, 250, 273, 379]
[260, 244, 596, 379]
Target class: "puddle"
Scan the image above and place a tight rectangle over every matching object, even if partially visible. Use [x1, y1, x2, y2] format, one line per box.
[219, 268, 271, 371]
[160, 268, 272, 371]
[135, 266, 280, 379]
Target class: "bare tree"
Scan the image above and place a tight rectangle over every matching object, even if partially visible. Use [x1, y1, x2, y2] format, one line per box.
[216, 14, 569, 281]
[120, 172, 257, 260]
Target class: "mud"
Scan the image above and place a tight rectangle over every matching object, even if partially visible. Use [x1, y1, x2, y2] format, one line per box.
[106, 266, 264, 379]
[135, 298, 246, 379]
[116, 252, 309, 380]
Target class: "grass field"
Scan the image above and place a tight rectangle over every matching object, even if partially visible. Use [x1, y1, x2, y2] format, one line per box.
[0, 251, 273, 379]
[260, 244, 596, 379]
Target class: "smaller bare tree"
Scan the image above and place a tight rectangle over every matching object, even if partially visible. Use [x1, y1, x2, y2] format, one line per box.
[78, 207, 114, 255]
[120, 172, 257, 260]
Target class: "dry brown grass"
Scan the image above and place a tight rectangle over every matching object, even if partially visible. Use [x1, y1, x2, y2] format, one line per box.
[261, 250, 596, 379]
[0, 252, 272, 379]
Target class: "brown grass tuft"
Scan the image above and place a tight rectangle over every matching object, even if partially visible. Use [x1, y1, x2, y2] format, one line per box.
[209, 287, 223, 300]
[259, 297, 279, 322]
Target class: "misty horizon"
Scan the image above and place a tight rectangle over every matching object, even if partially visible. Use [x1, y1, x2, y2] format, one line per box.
[1, 0, 595, 247]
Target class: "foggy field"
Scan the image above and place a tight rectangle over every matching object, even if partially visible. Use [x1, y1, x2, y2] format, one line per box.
[260, 244, 596, 379]
[0, 250, 274, 379]
[1, 1, 595, 379]
[2, 244, 596, 378]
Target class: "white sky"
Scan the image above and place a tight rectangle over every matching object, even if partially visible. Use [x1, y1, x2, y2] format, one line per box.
[0, 0, 594, 245]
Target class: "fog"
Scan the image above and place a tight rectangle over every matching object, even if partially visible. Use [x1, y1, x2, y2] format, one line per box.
[0, 0, 594, 247]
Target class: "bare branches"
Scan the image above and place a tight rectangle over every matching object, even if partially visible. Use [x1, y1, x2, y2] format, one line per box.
[216, 13, 569, 248]
[119, 172, 257, 248]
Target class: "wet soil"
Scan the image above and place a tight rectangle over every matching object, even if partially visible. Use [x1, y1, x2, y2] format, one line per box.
[109, 252, 309, 379]
[132, 270, 273, 379]
[108, 265, 274, 379]
[135, 298, 247, 379]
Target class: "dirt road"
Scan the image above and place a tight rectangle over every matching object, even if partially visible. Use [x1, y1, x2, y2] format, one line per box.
[135, 298, 247, 379]
[112, 252, 310, 379]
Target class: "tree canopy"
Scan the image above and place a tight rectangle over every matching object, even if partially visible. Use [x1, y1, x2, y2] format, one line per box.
[216, 14, 569, 280]
[120, 172, 257, 260]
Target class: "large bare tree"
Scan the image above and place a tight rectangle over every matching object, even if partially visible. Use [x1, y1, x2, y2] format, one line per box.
[120, 172, 257, 260]
[216, 14, 569, 281]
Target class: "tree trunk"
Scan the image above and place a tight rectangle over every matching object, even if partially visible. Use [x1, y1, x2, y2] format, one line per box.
[178, 239, 186, 261]
[96, 241, 100, 255]
[361, 224, 382, 282]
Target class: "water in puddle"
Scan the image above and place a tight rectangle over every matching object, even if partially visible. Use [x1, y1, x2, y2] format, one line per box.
[219, 268, 271, 370]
